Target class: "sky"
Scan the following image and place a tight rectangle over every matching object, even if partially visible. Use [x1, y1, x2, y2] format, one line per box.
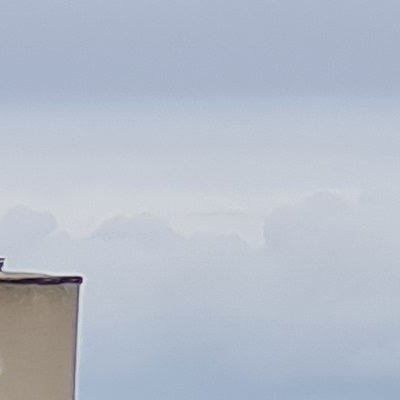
[1, 0, 400, 399]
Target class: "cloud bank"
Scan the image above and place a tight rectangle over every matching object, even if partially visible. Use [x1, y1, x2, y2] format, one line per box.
[1, 190, 400, 399]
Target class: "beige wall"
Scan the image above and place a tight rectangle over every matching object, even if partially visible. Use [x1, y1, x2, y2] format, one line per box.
[0, 283, 79, 400]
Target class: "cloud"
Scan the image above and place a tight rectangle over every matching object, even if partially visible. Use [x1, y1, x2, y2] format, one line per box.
[91, 214, 181, 247]
[265, 191, 400, 299]
[1, 194, 400, 399]
[0, 205, 58, 260]
[2, 0, 400, 100]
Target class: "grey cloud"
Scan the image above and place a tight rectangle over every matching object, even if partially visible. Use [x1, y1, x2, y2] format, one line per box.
[0, 205, 58, 258]
[1, 193, 400, 399]
[2, 0, 400, 100]
[265, 191, 400, 305]
[92, 214, 180, 245]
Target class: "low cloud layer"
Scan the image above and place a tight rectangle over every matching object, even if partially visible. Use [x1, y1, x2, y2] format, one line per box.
[1, 191, 400, 399]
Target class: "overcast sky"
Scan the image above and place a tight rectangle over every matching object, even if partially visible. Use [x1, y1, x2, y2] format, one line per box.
[2, 1, 400, 399]
[2, 0, 400, 100]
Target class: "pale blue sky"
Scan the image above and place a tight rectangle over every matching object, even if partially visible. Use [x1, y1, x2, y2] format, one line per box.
[1, 1, 400, 399]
